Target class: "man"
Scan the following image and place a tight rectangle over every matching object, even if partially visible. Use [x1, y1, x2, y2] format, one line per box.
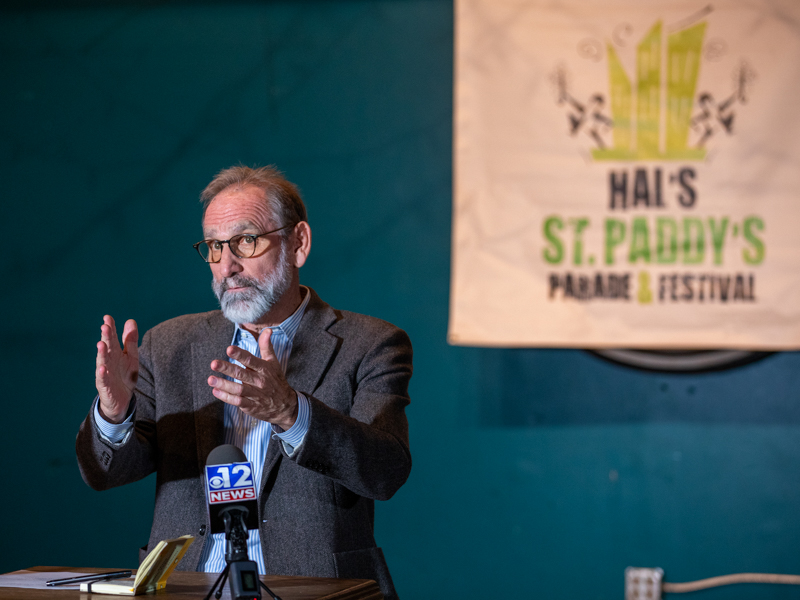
[76, 166, 412, 600]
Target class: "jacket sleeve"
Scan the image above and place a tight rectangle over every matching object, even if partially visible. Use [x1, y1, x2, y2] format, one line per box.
[289, 326, 412, 501]
[76, 329, 159, 491]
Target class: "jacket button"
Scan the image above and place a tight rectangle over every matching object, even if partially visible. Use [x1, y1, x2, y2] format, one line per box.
[199, 525, 207, 536]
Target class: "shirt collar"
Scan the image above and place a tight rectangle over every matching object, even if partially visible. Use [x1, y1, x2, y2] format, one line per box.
[232, 285, 312, 344]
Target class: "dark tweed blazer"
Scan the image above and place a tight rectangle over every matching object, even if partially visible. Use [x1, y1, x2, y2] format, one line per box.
[76, 288, 412, 600]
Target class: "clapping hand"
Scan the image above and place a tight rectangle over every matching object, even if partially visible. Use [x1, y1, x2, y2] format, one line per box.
[95, 315, 139, 424]
[208, 328, 299, 430]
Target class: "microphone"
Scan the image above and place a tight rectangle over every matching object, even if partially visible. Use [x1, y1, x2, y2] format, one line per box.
[204, 444, 282, 600]
[205, 444, 259, 535]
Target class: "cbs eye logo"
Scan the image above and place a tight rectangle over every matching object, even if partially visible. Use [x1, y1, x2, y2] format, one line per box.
[207, 463, 254, 490]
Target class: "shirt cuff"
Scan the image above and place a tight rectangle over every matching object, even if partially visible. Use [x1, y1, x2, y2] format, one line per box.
[93, 396, 135, 444]
[271, 393, 310, 456]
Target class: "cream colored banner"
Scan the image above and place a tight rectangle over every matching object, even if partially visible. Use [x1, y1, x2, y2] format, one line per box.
[450, 0, 800, 349]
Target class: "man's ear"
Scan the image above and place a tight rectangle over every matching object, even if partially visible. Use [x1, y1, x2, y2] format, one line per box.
[292, 221, 312, 268]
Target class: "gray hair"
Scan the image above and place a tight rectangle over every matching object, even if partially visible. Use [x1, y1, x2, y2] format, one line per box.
[200, 165, 307, 228]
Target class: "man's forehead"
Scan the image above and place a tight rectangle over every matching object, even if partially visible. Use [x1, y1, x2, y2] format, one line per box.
[202, 219, 260, 237]
[202, 185, 274, 235]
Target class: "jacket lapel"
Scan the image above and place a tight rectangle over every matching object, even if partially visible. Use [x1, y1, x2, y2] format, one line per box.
[192, 312, 234, 469]
[285, 289, 339, 396]
[261, 288, 340, 486]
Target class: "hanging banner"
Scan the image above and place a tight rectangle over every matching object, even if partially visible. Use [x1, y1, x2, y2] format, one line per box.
[450, 0, 800, 349]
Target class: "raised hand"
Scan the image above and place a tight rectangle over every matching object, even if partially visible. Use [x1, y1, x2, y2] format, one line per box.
[95, 315, 139, 424]
[208, 328, 299, 430]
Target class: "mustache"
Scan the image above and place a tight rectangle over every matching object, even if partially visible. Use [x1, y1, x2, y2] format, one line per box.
[216, 274, 259, 295]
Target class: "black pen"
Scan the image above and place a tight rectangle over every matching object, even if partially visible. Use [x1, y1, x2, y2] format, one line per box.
[46, 570, 132, 586]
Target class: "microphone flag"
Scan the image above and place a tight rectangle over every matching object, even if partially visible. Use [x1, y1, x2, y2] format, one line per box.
[205, 444, 260, 534]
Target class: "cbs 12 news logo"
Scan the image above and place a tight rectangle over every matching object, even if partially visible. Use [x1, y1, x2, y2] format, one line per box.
[205, 462, 257, 504]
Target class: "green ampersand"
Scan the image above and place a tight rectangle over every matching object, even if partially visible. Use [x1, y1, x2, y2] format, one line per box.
[638, 271, 653, 304]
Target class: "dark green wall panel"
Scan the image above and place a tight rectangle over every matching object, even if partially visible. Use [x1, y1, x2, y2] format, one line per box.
[2, 3, 799, 599]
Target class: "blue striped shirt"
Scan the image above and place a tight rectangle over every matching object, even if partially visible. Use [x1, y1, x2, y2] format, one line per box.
[94, 287, 312, 574]
[200, 289, 311, 573]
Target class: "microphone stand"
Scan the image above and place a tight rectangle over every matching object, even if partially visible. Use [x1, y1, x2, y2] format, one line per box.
[204, 507, 282, 600]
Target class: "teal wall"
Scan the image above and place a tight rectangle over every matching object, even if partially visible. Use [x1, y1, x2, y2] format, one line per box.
[3, 3, 800, 598]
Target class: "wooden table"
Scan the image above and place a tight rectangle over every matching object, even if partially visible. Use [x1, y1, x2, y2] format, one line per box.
[0, 567, 383, 600]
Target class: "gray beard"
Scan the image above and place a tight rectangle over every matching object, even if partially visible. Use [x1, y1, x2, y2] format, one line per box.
[212, 245, 293, 324]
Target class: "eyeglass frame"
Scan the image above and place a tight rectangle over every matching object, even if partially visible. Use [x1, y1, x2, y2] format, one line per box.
[192, 224, 293, 263]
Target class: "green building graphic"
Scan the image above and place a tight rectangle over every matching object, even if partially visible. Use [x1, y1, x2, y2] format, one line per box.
[594, 20, 707, 161]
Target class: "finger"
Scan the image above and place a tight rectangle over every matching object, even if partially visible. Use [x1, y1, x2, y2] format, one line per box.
[100, 316, 120, 354]
[225, 345, 267, 371]
[208, 375, 273, 406]
[210, 359, 245, 380]
[106, 315, 121, 350]
[95, 361, 108, 386]
[208, 375, 244, 394]
[96, 340, 109, 368]
[95, 362, 115, 399]
[258, 328, 276, 360]
[122, 319, 139, 361]
[210, 387, 246, 408]
[208, 376, 245, 403]
[210, 359, 265, 388]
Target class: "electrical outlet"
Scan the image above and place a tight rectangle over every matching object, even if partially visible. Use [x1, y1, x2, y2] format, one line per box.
[625, 567, 663, 600]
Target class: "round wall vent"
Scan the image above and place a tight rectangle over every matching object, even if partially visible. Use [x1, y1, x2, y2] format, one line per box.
[589, 349, 773, 373]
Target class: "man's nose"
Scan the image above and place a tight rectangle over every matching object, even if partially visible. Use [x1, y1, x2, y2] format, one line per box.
[218, 245, 243, 278]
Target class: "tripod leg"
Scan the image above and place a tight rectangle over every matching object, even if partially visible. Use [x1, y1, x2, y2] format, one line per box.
[259, 579, 283, 600]
[203, 565, 229, 600]
[215, 567, 230, 600]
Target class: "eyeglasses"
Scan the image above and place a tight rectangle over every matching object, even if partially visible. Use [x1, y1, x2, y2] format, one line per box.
[193, 225, 292, 263]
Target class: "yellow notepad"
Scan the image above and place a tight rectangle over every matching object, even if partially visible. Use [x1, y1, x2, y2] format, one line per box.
[79, 535, 194, 595]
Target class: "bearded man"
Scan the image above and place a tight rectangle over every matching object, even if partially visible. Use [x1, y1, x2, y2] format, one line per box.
[76, 166, 412, 600]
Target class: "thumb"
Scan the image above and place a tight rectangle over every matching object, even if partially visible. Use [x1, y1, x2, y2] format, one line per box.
[258, 328, 276, 360]
[122, 319, 139, 362]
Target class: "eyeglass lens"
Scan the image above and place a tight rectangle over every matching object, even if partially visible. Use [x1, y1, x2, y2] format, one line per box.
[199, 234, 259, 262]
